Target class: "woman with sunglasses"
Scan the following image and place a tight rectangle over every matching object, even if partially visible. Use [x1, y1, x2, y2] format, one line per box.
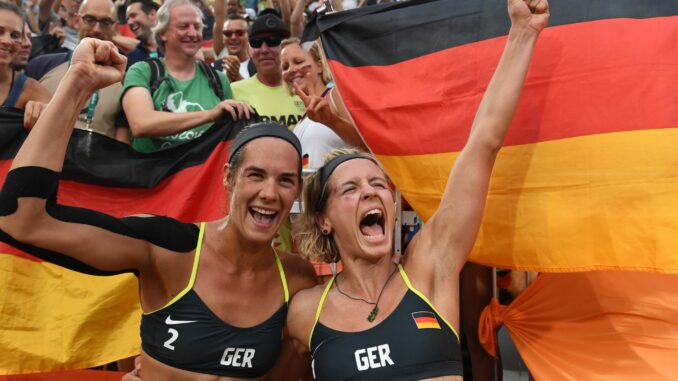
[0, 3, 52, 128]
[286, 1, 549, 379]
[0, 37, 317, 380]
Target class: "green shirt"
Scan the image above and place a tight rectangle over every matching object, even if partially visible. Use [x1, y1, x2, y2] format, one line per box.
[122, 60, 233, 153]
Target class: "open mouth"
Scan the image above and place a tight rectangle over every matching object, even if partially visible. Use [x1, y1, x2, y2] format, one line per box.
[359, 209, 385, 240]
[249, 206, 277, 225]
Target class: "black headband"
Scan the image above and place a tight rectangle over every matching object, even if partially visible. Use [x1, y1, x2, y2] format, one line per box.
[315, 153, 376, 211]
[228, 122, 302, 164]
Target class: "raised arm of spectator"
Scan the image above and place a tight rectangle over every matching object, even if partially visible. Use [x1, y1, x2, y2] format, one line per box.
[0, 39, 154, 274]
[38, 0, 56, 26]
[212, 0, 226, 56]
[290, 0, 308, 38]
[408, 0, 549, 278]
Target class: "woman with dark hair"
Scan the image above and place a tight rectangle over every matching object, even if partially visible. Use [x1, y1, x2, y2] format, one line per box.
[286, 1, 549, 379]
[0, 37, 316, 380]
[0, 2, 51, 127]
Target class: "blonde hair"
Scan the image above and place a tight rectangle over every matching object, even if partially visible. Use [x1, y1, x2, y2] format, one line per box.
[281, 38, 330, 88]
[297, 148, 384, 263]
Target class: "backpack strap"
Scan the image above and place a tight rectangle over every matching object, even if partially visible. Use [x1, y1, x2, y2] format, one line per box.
[146, 57, 168, 94]
[198, 60, 225, 100]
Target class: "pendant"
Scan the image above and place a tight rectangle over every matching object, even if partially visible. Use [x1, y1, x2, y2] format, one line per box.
[367, 306, 379, 322]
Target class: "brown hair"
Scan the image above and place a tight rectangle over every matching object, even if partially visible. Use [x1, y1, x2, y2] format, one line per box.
[297, 148, 384, 263]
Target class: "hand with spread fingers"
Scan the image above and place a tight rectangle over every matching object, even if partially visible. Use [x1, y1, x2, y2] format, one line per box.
[209, 99, 255, 122]
[292, 72, 334, 128]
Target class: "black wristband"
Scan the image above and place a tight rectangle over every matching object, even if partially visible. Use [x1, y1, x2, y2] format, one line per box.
[0, 166, 60, 215]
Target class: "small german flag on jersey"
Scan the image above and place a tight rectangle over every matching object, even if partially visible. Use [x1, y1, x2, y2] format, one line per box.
[412, 311, 441, 330]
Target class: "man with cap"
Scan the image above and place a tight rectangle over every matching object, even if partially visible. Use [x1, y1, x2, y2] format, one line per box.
[231, 12, 306, 130]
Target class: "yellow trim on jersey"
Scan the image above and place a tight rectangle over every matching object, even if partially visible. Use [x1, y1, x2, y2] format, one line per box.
[398, 264, 460, 341]
[143, 222, 205, 315]
[308, 276, 335, 349]
[273, 249, 289, 304]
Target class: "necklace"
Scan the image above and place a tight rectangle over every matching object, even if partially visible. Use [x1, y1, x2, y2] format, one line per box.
[334, 265, 398, 322]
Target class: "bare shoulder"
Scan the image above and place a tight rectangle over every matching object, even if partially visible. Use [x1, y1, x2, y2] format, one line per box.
[287, 284, 326, 347]
[279, 251, 318, 293]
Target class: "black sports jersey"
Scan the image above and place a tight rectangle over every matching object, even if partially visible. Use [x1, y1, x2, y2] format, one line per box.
[309, 265, 462, 381]
[141, 222, 290, 378]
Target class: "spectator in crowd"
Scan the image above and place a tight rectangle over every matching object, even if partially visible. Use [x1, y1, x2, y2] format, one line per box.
[124, 0, 159, 68]
[231, 13, 305, 129]
[38, 0, 80, 50]
[10, 23, 32, 71]
[226, 0, 244, 16]
[0, 2, 51, 128]
[214, 14, 254, 83]
[121, 0, 252, 153]
[25, 0, 129, 142]
[282, 38, 363, 168]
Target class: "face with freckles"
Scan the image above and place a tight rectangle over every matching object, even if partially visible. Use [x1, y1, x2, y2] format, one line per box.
[281, 42, 323, 93]
[318, 158, 395, 260]
[225, 137, 301, 245]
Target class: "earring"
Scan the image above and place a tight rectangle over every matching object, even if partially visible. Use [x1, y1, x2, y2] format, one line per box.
[321, 228, 330, 235]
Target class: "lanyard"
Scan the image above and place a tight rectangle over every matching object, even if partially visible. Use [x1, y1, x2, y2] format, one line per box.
[84, 90, 99, 129]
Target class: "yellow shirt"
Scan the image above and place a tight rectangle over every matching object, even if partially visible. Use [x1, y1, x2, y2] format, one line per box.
[232, 76, 306, 130]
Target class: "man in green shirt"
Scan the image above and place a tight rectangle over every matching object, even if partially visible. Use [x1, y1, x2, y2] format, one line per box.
[121, 0, 252, 153]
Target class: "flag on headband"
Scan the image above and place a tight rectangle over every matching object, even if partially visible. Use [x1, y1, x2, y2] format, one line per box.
[0, 108, 244, 374]
[309, 0, 678, 273]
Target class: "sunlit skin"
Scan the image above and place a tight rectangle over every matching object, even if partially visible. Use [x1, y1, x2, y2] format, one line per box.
[160, 3, 203, 58]
[222, 18, 248, 59]
[281, 43, 323, 94]
[319, 159, 395, 263]
[74, 0, 118, 41]
[0, 9, 21, 68]
[125, 2, 156, 40]
[225, 137, 301, 246]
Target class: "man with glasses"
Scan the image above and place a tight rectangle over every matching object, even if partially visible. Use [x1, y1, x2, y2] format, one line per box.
[231, 13, 305, 130]
[214, 14, 254, 83]
[26, 0, 130, 143]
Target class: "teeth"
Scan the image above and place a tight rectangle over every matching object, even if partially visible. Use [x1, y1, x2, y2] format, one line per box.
[252, 207, 276, 215]
[362, 209, 382, 218]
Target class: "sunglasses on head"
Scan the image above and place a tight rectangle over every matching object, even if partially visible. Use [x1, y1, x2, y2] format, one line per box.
[223, 29, 246, 38]
[249, 36, 282, 48]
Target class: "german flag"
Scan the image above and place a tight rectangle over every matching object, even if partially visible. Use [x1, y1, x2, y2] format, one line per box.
[412, 311, 441, 330]
[0, 108, 244, 373]
[308, 0, 678, 273]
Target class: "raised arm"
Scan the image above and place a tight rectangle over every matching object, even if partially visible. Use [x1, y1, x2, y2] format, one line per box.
[0, 39, 153, 274]
[410, 0, 549, 275]
[212, 0, 225, 56]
